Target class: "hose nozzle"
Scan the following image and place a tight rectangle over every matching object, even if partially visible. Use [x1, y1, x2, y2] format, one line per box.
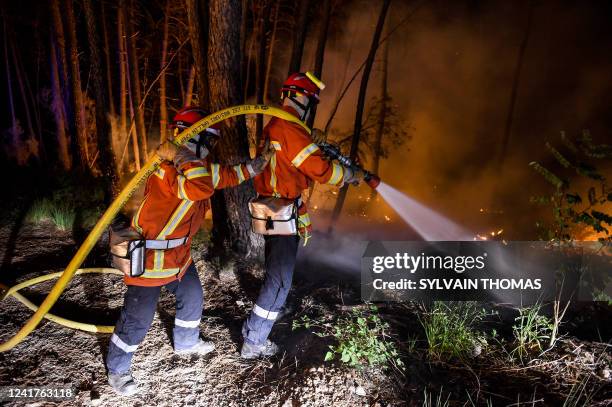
[364, 172, 381, 189]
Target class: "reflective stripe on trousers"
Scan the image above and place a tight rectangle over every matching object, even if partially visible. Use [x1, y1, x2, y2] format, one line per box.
[106, 264, 203, 374]
[242, 235, 300, 345]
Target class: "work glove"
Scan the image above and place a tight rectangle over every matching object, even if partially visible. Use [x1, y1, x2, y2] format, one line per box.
[343, 165, 365, 186]
[249, 140, 275, 175]
[311, 128, 327, 144]
[156, 141, 178, 162]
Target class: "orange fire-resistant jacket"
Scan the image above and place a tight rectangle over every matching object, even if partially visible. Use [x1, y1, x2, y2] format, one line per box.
[125, 158, 253, 287]
[253, 105, 346, 238]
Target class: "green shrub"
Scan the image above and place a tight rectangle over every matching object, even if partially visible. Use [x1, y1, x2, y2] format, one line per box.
[293, 305, 404, 371]
[49, 203, 76, 231]
[26, 198, 54, 224]
[419, 302, 488, 360]
[512, 304, 553, 362]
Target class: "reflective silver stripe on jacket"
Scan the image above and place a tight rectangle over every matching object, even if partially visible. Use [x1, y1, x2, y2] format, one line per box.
[145, 237, 188, 250]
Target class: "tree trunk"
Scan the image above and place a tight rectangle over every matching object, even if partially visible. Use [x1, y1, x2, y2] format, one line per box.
[65, 0, 90, 169]
[305, 0, 332, 199]
[3, 18, 21, 163]
[497, 0, 534, 171]
[128, 0, 148, 161]
[50, 0, 71, 116]
[306, 0, 332, 129]
[118, 0, 128, 171]
[122, 2, 141, 171]
[329, 0, 391, 232]
[263, 0, 280, 101]
[240, 0, 249, 95]
[369, 38, 389, 201]
[185, 65, 196, 106]
[185, 0, 209, 110]
[159, 0, 170, 143]
[255, 1, 270, 145]
[243, 2, 257, 102]
[83, 0, 120, 200]
[50, 0, 72, 170]
[10, 32, 37, 160]
[208, 0, 260, 259]
[50, 35, 72, 170]
[287, 0, 310, 75]
[101, 1, 115, 117]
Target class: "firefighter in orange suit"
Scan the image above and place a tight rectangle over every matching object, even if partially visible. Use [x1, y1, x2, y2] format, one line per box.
[241, 73, 365, 358]
[106, 107, 274, 395]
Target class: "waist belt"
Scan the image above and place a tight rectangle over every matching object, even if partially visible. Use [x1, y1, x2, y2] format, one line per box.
[145, 237, 189, 250]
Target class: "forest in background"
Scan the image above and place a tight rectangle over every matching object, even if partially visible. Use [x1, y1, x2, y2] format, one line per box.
[1, 0, 417, 260]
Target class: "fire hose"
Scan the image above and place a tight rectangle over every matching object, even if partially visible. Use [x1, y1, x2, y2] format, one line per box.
[0, 105, 310, 352]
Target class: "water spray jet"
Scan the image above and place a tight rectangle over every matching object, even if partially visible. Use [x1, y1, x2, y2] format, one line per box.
[375, 182, 474, 241]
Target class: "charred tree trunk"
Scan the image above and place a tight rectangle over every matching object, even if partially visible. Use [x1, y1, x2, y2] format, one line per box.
[101, 1, 115, 117]
[50, 0, 72, 170]
[329, 0, 391, 232]
[83, 0, 120, 200]
[122, 2, 141, 171]
[306, 0, 332, 199]
[208, 0, 260, 259]
[307, 0, 332, 129]
[243, 3, 257, 102]
[255, 1, 270, 144]
[287, 0, 310, 75]
[369, 39, 389, 201]
[50, 0, 71, 116]
[185, 65, 196, 106]
[10, 32, 38, 162]
[50, 36, 72, 170]
[65, 0, 90, 169]
[185, 0, 209, 110]
[128, 0, 148, 161]
[118, 0, 128, 170]
[159, 0, 170, 143]
[240, 0, 249, 95]
[497, 0, 534, 171]
[3, 18, 21, 163]
[263, 0, 280, 100]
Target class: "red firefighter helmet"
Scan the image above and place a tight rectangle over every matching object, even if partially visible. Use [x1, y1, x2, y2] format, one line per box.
[280, 72, 325, 120]
[169, 106, 220, 158]
[281, 72, 325, 102]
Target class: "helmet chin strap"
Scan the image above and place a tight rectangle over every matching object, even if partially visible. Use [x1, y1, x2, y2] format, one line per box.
[285, 97, 312, 122]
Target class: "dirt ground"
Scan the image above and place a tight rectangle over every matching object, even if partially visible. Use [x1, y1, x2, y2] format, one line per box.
[0, 222, 611, 406]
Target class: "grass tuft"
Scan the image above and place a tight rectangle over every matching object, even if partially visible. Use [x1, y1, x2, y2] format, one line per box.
[419, 301, 489, 360]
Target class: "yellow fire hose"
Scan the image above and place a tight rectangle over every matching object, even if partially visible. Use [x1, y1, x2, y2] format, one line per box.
[0, 105, 310, 352]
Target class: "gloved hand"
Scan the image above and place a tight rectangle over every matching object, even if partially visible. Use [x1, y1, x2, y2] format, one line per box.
[156, 141, 178, 162]
[250, 139, 275, 175]
[311, 128, 327, 144]
[343, 166, 365, 186]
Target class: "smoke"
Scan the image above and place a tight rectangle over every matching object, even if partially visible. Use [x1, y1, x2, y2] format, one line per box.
[303, 0, 612, 239]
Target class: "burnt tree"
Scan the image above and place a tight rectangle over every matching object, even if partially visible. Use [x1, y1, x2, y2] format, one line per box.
[208, 0, 260, 259]
[306, 0, 331, 129]
[287, 0, 310, 75]
[329, 0, 391, 232]
[369, 38, 389, 201]
[185, 0, 209, 109]
[83, 0, 119, 199]
[65, 0, 91, 169]
[255, 0, 270, 144]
